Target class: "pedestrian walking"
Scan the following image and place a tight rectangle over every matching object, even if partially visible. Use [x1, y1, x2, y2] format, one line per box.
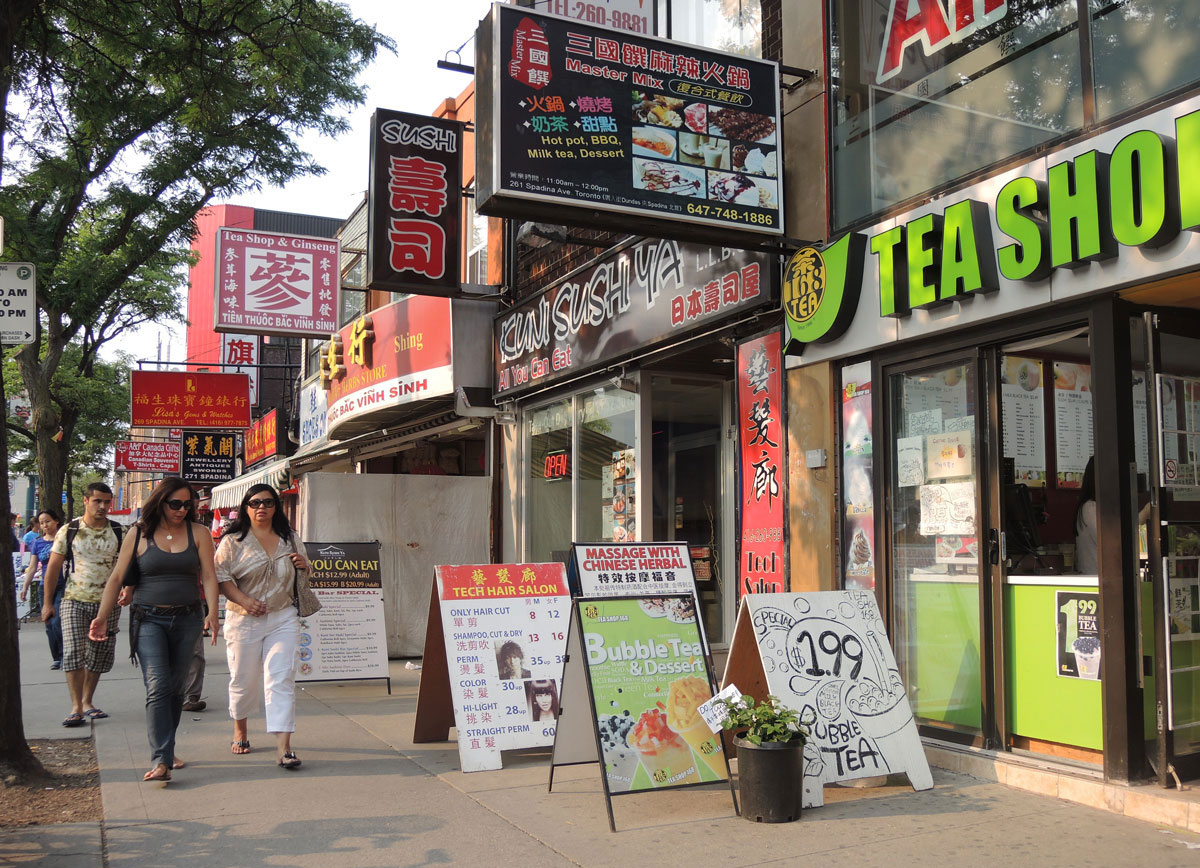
[216, 484, 313, 769]
[19, 509, 65, 669]
[40, 483, 125, 727]
[89, 477, 220, 783]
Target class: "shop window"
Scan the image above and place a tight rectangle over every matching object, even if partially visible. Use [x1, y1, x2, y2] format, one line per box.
[578, 387, 638, 544]
[659, 0, 762, 57]
[1090, 0, 1200, 121]
[888, 360, 983, 736]
[829, 0, 1084, 229]
[527, 399, 573, 563]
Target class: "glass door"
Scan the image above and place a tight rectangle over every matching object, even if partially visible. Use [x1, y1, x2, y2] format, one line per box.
[886, 352, 988, 741]
[1143, 310, 1200, 784]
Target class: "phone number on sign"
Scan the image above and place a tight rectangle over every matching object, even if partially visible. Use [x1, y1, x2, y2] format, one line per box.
[686, 202, 776, 226]
[545, 0, 650, 33]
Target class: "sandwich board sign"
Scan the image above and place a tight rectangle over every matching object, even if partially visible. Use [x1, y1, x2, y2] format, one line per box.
[549, 594, 736, 832]
[413, 563, 570, 772]
[722, 591, 932, 808]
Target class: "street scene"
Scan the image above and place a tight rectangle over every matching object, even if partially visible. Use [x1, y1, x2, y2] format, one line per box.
[4, 1, 1200, 864]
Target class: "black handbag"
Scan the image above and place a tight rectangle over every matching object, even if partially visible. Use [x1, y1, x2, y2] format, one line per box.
[121, 527, 142, 587]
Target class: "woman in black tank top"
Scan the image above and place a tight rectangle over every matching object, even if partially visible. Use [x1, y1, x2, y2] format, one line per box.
[90, 478, 219, 784]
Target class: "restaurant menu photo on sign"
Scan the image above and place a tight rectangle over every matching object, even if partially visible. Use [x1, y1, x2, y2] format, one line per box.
[424, 563, 571, 772]
[367, 109, 463, 295]
[577, 595, 726, 795]
[298, 543, 389, 686]
[476, 2, 783, 239]
[213, 227, 340, 338]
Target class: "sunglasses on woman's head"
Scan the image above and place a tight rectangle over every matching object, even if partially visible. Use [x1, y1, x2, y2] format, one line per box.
[246, 498, 276, 509]
[166, 499, 193, 510]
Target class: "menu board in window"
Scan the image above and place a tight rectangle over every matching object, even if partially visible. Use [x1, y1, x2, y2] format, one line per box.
[1001, 356, 1046, 487]
[1053, 361, 1093, 488]
[611, 449, 636, 542]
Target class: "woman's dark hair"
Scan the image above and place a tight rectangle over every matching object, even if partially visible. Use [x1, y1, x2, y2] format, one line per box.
[526, 679, 559, 721]
[36, 507, 62, 530]
[1074, 456, 1097, 534]
[140, 477, 199, 537]
[228, 484, 293, 543]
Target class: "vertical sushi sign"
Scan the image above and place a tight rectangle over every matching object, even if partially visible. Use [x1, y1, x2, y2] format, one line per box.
[475, 2, 783, 239]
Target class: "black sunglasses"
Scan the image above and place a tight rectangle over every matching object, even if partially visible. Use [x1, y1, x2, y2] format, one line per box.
[246, 498, 276, 509]
[166, 499, 193, 510]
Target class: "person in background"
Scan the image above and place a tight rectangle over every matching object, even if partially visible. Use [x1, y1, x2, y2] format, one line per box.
[89, 478, 219, 783]
[20, 509, 65, 669]
[10, 513, 21, 551]
[1074, 458, 1099, 575]
[216, 484, 310, 769]
[22, 519, 39, 556]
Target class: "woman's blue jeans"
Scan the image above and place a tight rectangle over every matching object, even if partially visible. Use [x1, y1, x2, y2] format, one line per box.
[45, 580, 65, 664]
[135, 608, 204, 767]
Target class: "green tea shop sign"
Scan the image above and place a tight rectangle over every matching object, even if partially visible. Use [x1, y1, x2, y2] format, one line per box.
[785, 98, 1200, 361]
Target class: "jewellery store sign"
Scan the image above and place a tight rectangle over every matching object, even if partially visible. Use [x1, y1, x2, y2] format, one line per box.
[493, 238, 776, 399]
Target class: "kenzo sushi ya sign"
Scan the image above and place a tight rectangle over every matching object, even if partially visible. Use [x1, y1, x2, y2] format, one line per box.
[476, 2, 784, 239]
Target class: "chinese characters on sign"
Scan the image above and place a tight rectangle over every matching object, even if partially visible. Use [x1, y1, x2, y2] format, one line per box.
[113, 441, 182, 474]
[477, 4, 783, 240]
[221, 333, 260, 406]
[367, 109, 462, 295]
[214, 228, 340, 338]
[737, 332, 785, 595]
[243, 408, 278, 467]
[180, 429, 238, 484]
[130, 371, 251, 429]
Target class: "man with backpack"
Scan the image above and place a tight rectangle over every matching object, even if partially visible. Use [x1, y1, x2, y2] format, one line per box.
[41, 482, 125, 728]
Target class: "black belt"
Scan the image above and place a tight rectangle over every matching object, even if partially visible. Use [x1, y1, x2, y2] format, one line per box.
[133, 601, 203, 617]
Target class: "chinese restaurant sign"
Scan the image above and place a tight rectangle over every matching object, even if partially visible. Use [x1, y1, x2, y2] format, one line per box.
[214, 227, 340, 338]
[494, 238, 775, 399]
[367, 109, 463, 295]
[321, 295, 455, 438]
[737, 332, 786, 595]
[243, 408, 279, 467]
[476, 3, 783, 239]
[113, 441, 181, 474]
[298, 542, 389, 684]
[220, 333, 260, 406]
[180, 430, 238, 484]
[540, 0, 652, 35]
[130, 371, 251, 429]
[429, 563, 571, 772]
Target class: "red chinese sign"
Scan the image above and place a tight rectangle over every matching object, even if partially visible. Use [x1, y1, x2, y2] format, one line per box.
[436, 563, 569, 601]
[130, 371, 252, 429]
[213, 228, 340, 338]
[367, 109, 462, 295]
[243, 409, 278, 467]
[221, 333, 260, 406]
[114, 441, 182, 474]
[737, 332, 786, 596]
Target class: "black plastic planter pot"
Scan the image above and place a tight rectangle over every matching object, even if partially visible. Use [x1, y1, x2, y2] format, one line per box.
[734, 736, 804, 823]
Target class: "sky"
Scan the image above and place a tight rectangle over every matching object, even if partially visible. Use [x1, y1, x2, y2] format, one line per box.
[114, 0, 496, 365]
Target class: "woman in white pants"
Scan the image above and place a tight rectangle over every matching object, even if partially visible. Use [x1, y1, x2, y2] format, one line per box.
[216, 484, 309, 769]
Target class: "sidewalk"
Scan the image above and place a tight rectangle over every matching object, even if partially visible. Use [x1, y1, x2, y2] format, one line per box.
[9, 621, 1200, 867]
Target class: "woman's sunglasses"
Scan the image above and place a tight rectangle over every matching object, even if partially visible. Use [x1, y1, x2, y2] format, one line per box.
[246, 498, 276, 510]
[166, 499, 193, 510]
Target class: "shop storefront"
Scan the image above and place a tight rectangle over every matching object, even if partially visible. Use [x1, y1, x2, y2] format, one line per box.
[496, 236, 779, 645]
[789, 87, 1200, 786]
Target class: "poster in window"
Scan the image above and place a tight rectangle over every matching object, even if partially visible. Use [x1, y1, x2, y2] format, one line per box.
[1001, 356, 1046, 487]
[841, 361, 873, 590]
[1053, 361, 1092, 488]
[1056, 591, 1100, 680]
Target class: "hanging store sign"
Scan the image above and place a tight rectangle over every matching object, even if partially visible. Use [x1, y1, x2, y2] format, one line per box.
[736, 331, 786, 596]
[494, 237, 776, 399]
[130, 371, 251, 429]
[476, 3, 783, 241]
[320, 295, 454, 438]
[213, 227, 340, 338]
[299, 381, 328, 447]
[114, 441, 182, 474]
[243, 408, 279, 467]
[788, 99, 1200, 362]
[367, 109, 463, 295]
[220, 333, 260, 406]
[180, 429, 238, 484]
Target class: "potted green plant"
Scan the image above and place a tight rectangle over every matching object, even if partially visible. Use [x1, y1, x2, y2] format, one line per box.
[716, 693, 809, 823]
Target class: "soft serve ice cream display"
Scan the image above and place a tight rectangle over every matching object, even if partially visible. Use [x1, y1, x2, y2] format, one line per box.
[665, 675, 725, 777]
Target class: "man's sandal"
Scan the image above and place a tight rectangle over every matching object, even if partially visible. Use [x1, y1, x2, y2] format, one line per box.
[143, 765, 171, 783]
[62, 712, 85, 728]
[231, 740, 251, 755]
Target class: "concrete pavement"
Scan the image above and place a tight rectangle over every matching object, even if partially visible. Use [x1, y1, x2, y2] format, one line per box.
[10, 615, 1200, 867]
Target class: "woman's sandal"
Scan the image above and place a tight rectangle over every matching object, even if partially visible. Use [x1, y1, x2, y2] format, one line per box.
[231, 740, 251, 755]
[278, 751, 301, 770]
[143, 765, 171, 783]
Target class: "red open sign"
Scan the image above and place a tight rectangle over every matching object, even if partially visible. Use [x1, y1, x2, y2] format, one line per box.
[544, 450, 570, 481]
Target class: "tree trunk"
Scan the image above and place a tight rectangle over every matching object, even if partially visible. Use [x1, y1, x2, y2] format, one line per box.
[0, 339, 46, 782]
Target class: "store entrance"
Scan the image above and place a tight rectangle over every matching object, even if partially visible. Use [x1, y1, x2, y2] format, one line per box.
[1140, 309, 1200, 786]
[649, 375, 730, 644]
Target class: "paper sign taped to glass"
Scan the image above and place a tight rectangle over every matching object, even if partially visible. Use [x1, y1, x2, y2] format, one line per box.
[918, 481, 976, 536]
[721, 591, 933, 808]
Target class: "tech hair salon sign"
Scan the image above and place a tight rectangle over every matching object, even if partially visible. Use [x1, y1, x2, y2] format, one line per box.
[787, 98, 1200, 361]
[493, 237, 776, 399]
